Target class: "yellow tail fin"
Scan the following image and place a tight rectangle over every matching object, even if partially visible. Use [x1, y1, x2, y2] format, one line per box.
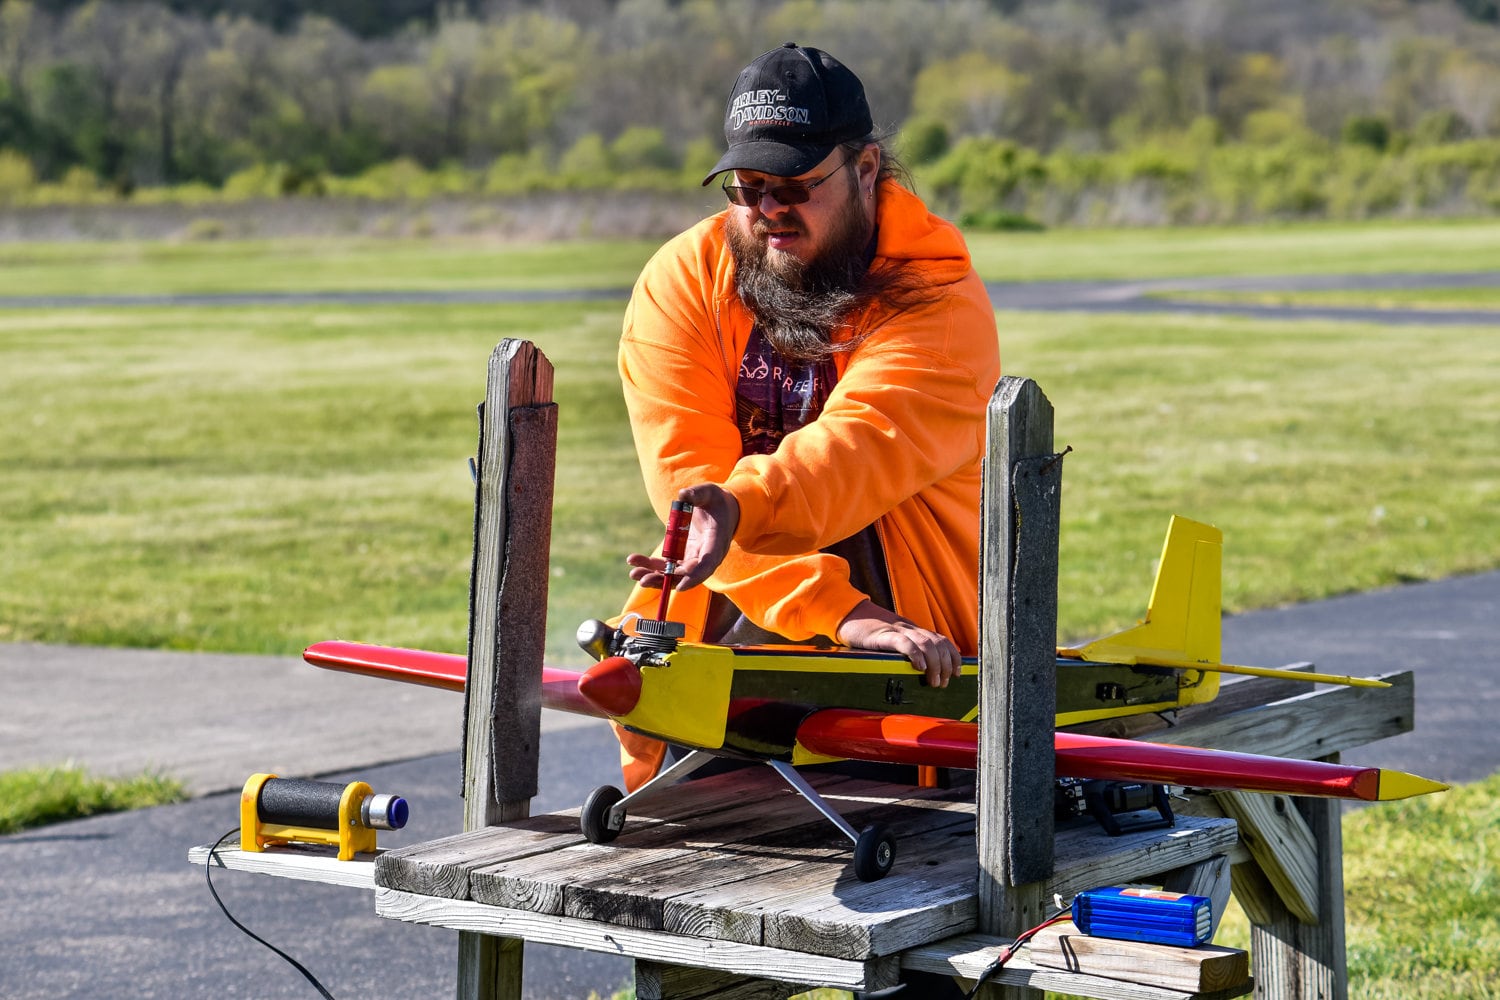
[1063, 516, 1224, 706]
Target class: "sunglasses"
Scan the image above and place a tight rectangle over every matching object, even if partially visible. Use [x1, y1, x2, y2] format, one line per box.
[721, 154, 855, 207]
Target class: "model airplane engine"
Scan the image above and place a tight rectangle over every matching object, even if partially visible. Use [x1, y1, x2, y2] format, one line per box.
[240, 773, 408, 861]
[577, 616, 682, 662]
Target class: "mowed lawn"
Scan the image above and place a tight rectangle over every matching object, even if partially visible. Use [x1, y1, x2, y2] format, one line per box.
[0, 300, 655, 666]
[8, 216, 1500, 296]
[1, 222, 1496, 663]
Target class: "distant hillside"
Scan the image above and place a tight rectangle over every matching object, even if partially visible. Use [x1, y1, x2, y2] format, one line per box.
[3, 0, 1500, 226]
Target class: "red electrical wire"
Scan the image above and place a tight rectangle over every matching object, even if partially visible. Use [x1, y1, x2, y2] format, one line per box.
[963, 908, 1073, 998]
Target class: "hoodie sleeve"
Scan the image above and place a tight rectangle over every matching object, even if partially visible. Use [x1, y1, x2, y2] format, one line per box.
[619, 225, 870, 640]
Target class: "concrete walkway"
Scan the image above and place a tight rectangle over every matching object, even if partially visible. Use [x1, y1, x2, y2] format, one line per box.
[0, 641, 598, 795]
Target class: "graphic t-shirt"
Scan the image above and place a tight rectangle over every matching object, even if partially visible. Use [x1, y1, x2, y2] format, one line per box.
[708, 325, 891, 646]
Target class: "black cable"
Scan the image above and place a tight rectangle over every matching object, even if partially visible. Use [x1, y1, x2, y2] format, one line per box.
[963, 905, 1072, 999]
[205, 828, 338, 1000]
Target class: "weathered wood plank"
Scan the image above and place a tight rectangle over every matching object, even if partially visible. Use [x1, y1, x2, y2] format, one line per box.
[1227, 853, 1280, 929]
[980, 377, 1061, 890]
[376, 888, 900, 992]
[460, 339, 556, 1000]
[466, 790, 870, 915]
[375, 812, 586, 899]
[658, 794, 978, 945]
[904, 933, 1254, 999]
[979, 376, 1059, 1000]
[188, 844, 376, 889]
[1211, 791, 1319, 924]
[1145, 671, 1413, 760]
[1049, 816, 1241, 903]
[1029, 924, 1249, 994]
[463, 338, 555, 827]
[758, 847, 980, 959]
[469, 780, 979, 954]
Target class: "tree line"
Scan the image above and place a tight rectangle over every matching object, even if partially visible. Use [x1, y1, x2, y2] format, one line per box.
[3, 0, 1500, 226]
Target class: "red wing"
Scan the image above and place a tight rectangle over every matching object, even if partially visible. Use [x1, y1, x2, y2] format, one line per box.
[302, 640, 599, 717]
[794, 709, 1445, 802]
[305, 640, 468, 691]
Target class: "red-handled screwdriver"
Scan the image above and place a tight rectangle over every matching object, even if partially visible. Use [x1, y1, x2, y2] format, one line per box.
[655, 499, 693, 621]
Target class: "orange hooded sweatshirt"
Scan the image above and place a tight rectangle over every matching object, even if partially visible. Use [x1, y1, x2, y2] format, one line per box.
[613, 180, 1000, 786]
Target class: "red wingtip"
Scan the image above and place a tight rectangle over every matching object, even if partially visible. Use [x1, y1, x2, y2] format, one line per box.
[576, 656, 643, 717]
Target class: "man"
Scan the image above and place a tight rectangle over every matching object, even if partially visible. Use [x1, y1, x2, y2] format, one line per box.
[615, 42, 1000, 791]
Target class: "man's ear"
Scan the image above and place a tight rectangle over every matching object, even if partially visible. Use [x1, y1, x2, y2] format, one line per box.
[857, 144, 881, 196]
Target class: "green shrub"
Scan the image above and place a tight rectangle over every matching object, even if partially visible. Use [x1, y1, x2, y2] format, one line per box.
[923, 136, 1047, 217]
[559, 132, 611, 186]
[610, 127, 677, 172]
[0, 148, 38, 203]
[1342, 115, 1392, 152]
[958, 208, 1045, 231]
[899, 116, 951, 165]
[484, 148, 558, 195]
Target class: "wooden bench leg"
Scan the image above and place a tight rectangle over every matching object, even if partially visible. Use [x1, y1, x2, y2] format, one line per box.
[457, 933, 522, 1000]
[1245, 757, 1349, 1000]
[634, 961, 802, 1000]
[1161, 854, 1233, 936]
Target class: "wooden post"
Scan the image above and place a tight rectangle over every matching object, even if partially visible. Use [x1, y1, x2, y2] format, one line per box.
[635, 961, 803, 1000]
[976, 377, 1062, 999]
[458, 339, 557, 1000]
[1247, 755, 1349, 1000]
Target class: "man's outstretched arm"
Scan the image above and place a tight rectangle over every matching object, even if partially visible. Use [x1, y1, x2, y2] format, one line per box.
[626, 484, 961, 687]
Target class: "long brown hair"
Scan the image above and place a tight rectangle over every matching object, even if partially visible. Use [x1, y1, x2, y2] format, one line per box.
[728, 136, 932, 362]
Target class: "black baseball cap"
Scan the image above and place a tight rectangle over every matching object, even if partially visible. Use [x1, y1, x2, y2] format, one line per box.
[701, 42, 874, 186]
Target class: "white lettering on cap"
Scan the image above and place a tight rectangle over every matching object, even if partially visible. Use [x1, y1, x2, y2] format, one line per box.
[730, 104, 812, 130]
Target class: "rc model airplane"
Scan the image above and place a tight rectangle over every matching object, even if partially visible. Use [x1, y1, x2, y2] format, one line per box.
[305, 516, 1447, 880]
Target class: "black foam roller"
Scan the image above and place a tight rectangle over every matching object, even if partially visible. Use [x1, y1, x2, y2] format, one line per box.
[256, 778, 347, 830]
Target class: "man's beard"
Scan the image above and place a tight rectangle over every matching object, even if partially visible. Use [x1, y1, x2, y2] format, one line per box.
[727, 184, 875, 363]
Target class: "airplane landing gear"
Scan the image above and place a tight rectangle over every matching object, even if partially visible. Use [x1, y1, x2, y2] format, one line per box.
[853, 823, 897, 882]
[578, 752, 903, 881]
[580, 785, 626, 843]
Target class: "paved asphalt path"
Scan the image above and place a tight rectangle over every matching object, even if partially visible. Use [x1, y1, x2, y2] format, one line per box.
[1, 705, 631, 1000]
[3, 270, 1500, 325]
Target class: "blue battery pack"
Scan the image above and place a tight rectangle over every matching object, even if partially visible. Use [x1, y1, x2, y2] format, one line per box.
[1071, 887, 1214, 947]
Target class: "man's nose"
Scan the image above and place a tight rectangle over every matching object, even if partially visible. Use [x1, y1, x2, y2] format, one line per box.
[755, 189, 794, 215]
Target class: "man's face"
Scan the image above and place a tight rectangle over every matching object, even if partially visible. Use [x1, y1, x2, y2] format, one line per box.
[726, 145, 878, 282]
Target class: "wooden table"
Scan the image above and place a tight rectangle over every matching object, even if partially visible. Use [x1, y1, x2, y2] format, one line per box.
[197, 766, 1249, 998]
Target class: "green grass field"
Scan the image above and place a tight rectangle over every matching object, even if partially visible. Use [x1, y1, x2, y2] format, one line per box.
[7, 216, 1500, 298]
[2, 220, 1498, 662]
[0, 765, 185, 834]
[2, 302, 1496, 661]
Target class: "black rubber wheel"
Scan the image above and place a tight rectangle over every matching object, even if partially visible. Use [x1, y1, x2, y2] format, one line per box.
[580, 785, 625, 844]
[853, 823, 897, 881]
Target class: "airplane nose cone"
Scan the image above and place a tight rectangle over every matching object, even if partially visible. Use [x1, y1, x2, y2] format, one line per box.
[577, 656, 642, 716]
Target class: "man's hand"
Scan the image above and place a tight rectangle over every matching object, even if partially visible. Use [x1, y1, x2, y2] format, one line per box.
[626, 484, 740, 591]
[836, 600, 963, 688]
